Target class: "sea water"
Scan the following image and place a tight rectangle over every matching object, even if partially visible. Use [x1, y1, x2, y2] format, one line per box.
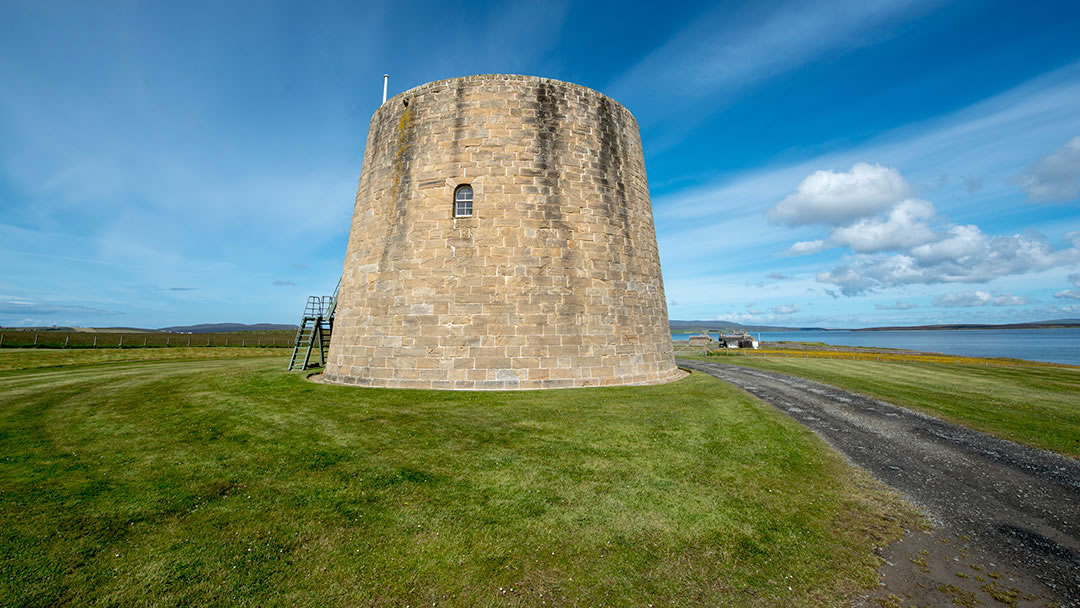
[671, 328, 1080, 366]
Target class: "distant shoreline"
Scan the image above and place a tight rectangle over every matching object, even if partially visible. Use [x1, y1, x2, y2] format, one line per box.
[851, 323, 1080, 331]
[670, 321, 1080, 333]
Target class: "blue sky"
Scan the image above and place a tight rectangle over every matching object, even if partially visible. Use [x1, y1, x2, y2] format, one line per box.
[2, 0, 1080, 329]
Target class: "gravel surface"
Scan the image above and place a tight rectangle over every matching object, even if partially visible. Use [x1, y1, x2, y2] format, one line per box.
[679, 359, 1080, 607]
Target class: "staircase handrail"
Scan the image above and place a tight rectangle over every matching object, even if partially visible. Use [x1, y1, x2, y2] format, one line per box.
[288, 278, 341, 370]
[325, 277, 342, 319]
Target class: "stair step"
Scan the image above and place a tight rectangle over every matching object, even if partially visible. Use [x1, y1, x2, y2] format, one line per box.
[288, 290, 338, 370]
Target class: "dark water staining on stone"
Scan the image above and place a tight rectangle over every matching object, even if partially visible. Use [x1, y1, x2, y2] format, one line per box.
[533, 81, 586, 319]
[379, 98, 419, 275]
[535, 81, 565, 225]
[596, 95, 634, 255]
[452, 81, 466, 165]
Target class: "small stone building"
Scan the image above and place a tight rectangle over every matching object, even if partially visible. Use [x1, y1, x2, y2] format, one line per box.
[323, 74, 680, 389]
[688, 334, 715, 347]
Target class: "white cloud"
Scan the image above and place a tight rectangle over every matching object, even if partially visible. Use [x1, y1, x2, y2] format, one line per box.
[829, 199, 938, 252]
[1069, 273, 1080, 288]
[1018, 136, 1080, 202]
[817, 257, 910, 295]
[768, 163, 913, 226]
[1054, 289, 1080, 300]
[785, 239, 828, 256]
[767, 272, 790, 280]
[875, 300, 917, 310]
[712, 309, 817, 325]
[907, 224, 986, 263]
[712, 312, 762, 324]
[932, 291, 1029, 307]
[769, 304, 800, 315]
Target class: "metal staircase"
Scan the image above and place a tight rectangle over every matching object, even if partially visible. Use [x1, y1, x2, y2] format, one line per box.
[288, 279, 341, 371]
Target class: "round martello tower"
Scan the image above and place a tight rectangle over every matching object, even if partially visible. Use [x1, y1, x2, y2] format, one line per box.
[323, 74, 680, 390]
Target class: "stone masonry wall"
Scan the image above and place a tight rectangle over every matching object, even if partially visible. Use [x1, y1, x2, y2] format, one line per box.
[323, 74, 681, 389]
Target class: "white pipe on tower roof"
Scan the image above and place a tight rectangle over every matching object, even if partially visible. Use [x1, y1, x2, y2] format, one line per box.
[382, 74, 388, 104]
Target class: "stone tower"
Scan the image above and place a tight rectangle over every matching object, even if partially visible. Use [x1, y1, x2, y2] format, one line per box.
[323, 74, 680, 390]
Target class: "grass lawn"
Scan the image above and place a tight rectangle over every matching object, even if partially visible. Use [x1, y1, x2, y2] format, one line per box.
[693, 353, 1080, 458]
[0, 351, 916, 607]
[0, 346, 284, 373]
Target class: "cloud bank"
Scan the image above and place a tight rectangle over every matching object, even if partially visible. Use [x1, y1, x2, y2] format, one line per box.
[933, 291, 1028, 307]
[875, 301, 917, 310]
[770, 163, 1080, 295]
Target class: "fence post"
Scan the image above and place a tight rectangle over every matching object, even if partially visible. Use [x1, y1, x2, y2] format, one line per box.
[144, 337, 147, 347]
[34, 334, 38, 346]
[65, 336, 69, 348]
[225, 338, 229, 346]
[187, 336, 191, 346]
[242, 339, 245, 347]
[119, 335, 124, 348]
[93, 336, 97, 347]
[166, 336, 170, 347]
[258, 338, 261, 347]
[0, 334, 4, 347]
[206, 337, 210, 347]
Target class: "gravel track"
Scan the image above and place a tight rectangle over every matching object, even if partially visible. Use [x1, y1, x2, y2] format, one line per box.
[678, 359, 1080, 606]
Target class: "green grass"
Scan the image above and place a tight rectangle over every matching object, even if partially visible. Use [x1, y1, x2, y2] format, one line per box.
[0, 352, 917, 607]
[0, 346, 284, 372]
[692, 354, 1080, 458]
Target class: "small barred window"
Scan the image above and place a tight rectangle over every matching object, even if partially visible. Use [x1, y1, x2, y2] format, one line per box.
[454, 184, 473, 218]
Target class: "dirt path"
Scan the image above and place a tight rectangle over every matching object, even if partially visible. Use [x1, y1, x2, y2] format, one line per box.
[678, 359, 1080, 607]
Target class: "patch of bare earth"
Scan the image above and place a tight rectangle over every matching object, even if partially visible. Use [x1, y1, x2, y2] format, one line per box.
[860, 527, 1057, 608]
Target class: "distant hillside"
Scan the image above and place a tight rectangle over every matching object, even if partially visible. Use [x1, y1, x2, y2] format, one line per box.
[0, 326, 152, 333]
[856, 319, 1080, 331]
[670, 320, 827, 332]
[158, 323, 297, 334]
[76, 327, 159, 333]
